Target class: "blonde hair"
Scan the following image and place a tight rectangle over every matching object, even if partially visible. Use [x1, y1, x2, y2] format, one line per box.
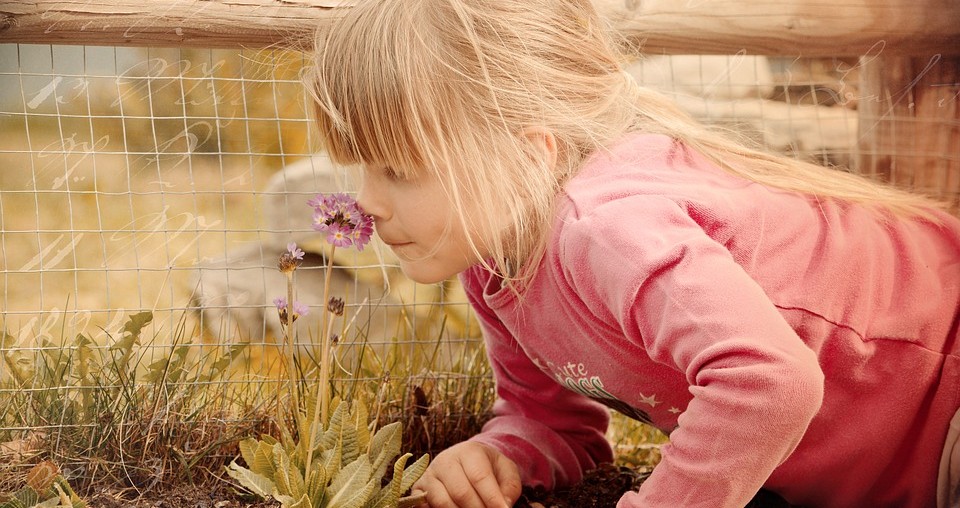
[307, 0, 943, 286]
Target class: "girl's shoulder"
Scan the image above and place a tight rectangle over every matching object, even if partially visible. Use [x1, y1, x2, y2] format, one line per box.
[560, 133, 760, 223]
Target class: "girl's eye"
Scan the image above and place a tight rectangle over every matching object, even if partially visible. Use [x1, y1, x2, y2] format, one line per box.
[382, 166, 401, 180]
[364, 164, 413, 183]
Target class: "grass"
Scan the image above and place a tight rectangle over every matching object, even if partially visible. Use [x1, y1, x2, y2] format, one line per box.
[0, 301, 501, 505]
[0, 298, 667, 507]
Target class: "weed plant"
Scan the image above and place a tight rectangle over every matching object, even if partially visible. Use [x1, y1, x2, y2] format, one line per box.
[0, 304, 495, 506]
[0, 194, 498, 507]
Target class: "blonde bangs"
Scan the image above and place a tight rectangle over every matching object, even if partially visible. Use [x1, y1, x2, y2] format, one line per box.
[307, 1, 443, 178]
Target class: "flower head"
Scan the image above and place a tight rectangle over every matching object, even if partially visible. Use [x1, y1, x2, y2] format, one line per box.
[274, 296, 309, 323]
[278, 242, 304, 273]
[309, 192, 374, 251]
[287, 242, 305, 260]
[292, 301, 310, 317]
[326, 297, 345, 317]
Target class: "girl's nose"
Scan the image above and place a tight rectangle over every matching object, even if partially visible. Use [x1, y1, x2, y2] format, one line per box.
[356, 173, 389, 220]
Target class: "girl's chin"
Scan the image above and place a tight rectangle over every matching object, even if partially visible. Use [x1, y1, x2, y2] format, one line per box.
[397, 260, 458, 285]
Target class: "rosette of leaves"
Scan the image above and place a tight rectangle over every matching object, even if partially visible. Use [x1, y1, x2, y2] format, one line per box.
[226, 398, 429, 508]
[0, 461, 85, 508]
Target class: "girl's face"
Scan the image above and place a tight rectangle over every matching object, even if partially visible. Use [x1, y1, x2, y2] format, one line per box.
[356, 165, 487, 284]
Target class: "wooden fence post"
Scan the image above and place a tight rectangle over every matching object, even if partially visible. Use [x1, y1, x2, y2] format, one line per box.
[858, 55, 960, 210]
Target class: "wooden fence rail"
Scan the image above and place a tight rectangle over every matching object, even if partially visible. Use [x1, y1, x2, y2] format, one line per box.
[1, 0, 957, 208]
[1, 0, 958, 56]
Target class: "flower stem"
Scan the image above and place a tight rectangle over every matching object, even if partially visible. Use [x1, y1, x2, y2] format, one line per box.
[305, 244, 336, 480]
[284, 271, 300, 424]
[319, 245, 336, 424]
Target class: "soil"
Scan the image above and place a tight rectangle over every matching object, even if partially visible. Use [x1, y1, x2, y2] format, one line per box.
[83, 483, 279, 508]
[79, 464, 795, 507]
[516, 463, 797, 508]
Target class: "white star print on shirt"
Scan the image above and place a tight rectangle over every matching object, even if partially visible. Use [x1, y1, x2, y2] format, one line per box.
[638, 393, 660, 407]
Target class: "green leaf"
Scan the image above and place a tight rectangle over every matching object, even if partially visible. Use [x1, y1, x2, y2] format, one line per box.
[53, 477, 86, 508]
[368, 422, 402, 482]
[321, 403, 348, 451]
[279, 416, 298, 451]
[305, 461, 327, 507]
[143, 358, 168, 383]
[225, 461, 276, 499]
[338, 414, 360, 466]
[199, 344, 245, 381]
[74, 334, 93, 382]
[322, 443, 342, 481]
[295, 412, 315, 467]
[285, 494, 311, 508]
[396, 492, 428, 508]
[324, 456, 374, 508]
[352, 401, 370, 452]
[251, 441, 278, 479]
[110, 311, 153, 351]
[32, 497, 61, 508]
[273, 493, 310, 508]
[238, 439, 258, 470]
[399, 454, 430, 495]
[272, 443, 305, 499]
[11, 486, 42, 506]
[0, 330, 16, 348]
[369, 452, 411, 508]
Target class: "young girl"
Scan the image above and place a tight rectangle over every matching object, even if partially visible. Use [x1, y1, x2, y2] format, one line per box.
[307, 0, 960, 506]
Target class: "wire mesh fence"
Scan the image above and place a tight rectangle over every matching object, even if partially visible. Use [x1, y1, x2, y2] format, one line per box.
[0, 40, 957, 493]
[0, 48, 891, 348]
[0, 44, 495, 493]
[0, 44, 477, 356]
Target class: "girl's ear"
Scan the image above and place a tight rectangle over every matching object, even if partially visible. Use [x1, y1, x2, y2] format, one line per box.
[520, 127, 558, 173]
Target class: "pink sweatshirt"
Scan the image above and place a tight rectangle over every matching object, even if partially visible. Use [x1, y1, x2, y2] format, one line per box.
[463, 133, 960, 507]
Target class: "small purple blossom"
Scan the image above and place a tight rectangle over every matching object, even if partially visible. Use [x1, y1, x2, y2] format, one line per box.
[309, 192, 374, 251]
[277, 242, 303, 273]
[286, 242, 305, 260]
[274, 296, 308, 322]
[292, 301, 309, 317]
[326, 223, 353, 248]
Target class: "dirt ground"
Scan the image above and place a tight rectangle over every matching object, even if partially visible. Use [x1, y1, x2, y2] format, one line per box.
[81, 464, 795, 508]
[83, 483, 278, 508]
[516, 463, 796, 507]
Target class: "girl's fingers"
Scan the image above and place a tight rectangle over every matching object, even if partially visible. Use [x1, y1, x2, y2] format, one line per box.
[416, 468, 486, 508]
[460, 459, 511, 508]
[413, 442, 518, 507]
[493, 453, 522, 505]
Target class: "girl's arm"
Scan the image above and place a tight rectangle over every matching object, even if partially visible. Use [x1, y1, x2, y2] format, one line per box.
[460, 269, 615, 490]
[560, 195, 825, 508]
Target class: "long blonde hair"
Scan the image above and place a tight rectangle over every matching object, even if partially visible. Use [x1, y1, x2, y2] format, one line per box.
[306, 0, 942, 286]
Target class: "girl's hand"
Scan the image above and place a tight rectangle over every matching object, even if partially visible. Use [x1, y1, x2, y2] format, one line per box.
[411, 441, 522, 508]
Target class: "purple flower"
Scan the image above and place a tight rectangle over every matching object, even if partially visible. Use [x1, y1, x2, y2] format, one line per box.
[277, 243, 303, 273]
[326, 223, 353, 248]
[287, 242, 305, 260]
[352, 216, 374, 252]
[309, 192, 374, 251]
[292, 301, 309, 317]
[274, 296, 309, 322]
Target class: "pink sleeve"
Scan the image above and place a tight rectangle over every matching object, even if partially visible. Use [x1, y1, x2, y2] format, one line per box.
[559, 196, 825, 507]
[459, 270, 614, 490]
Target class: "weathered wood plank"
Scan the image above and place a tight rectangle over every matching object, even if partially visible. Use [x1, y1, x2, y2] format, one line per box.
[858, 55, 960, 210]
[1, 0, 958, 55]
